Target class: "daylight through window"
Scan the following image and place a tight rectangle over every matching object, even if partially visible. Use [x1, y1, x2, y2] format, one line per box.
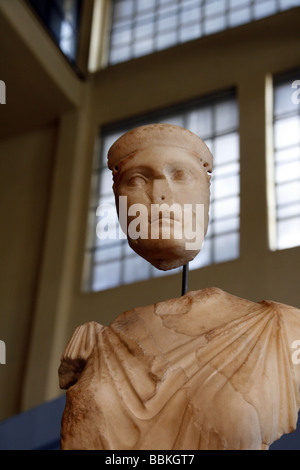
[27, 0, 82, 63]
[272, 72, 300, 250]
[108, 0, 300, 65]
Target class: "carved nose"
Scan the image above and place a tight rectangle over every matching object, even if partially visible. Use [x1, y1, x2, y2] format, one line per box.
[151, 178, 172, 204]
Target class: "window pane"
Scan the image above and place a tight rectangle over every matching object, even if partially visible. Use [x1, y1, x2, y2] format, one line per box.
[204, 16, 226, 34]
[180, 6, 201, 24]
[179, 24, 202, 42]
[95, 233, 121, 250]
[28, 0, 82, 63]
[136, 0, 156, 12]
[113, 0, 134, 20]
[274, 83, 297, 116]
[254, 0, 277, 19]
[204, 0, 227, 16]
[212, 174, 240, 199]
[213, 216, 240, 235]
[272, 72, 300, 252]
[101, 133, 122, 166]
[188, 108, 213, 138]
[190, 238, 213, 268]
[276, 181, 300, 205]
[214, 196, 240, 218]
[100, 168, 113, 195]
[133, 38, 154, 57]
[277, 217, 300, 249]
[109, 46, 132, 64]
[274, 117, 300, 149]
[215, 100, 239, 133]
[229, 8, 251, 27]
[60, 21, 76, 59]
[94, 243, 123, 263]
[214, 232, 239, 263]
[157, 14, 177, 32]
[229, 0, 251, 7]
[277, 202, 300, 219]
[108, 0, 300, 64]
[111, 29, 132, 47]
[123, 255, 151, 284]
[275, 160, 300, 184]
[275, 146, 300, 164]
[214, 133, 239, 165]
[279, 0, 300, 7]
[213, 161, 239, 177]
[156, 31, 178, 50]
[135, 21, 155, 39]
[92, 261, 122, 291]
[158, 115, 184, 127]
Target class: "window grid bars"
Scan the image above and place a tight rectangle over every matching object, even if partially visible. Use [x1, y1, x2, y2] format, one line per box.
[108, 0, 300, 65]
[273, 71, 300, 250]
[27, 0, 82, 63]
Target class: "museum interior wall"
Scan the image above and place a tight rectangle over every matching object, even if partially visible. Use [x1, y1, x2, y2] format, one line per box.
[0, 0, 300, 429]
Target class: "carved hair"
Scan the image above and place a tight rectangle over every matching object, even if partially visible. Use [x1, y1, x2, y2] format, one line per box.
[107, 124, 213, 183]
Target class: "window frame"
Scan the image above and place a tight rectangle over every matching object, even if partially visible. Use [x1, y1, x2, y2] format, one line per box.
[106, 0, 300, 66]
[26, 0, 94, 77]
[270, 68, 300, 251]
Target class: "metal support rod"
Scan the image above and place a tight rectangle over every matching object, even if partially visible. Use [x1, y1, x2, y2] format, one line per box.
[181, 263, 189, 296]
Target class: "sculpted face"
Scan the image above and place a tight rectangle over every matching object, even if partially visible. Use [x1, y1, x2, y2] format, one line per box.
[108, 124, 213, 270]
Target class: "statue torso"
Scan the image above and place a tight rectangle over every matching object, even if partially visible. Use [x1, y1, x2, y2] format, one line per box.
[59, 288, 300, 450]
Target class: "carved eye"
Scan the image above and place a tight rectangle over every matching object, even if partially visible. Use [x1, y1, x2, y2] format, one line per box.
[171, 169, 191, 182]
[127, 175, 147, 187]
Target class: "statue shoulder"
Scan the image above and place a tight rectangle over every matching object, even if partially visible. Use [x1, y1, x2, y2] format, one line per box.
[261, 299, 300, 384]
[58, 321, 103, 390]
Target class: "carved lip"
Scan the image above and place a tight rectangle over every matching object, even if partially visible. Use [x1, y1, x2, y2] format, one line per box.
[149, 215, 181, 224]
[149, 209, 197, 224]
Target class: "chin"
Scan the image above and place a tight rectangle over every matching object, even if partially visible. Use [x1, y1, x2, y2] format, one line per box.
[128, 237, 200, 271]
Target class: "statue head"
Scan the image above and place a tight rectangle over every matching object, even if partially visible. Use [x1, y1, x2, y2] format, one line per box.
[108, 124, 213, 270]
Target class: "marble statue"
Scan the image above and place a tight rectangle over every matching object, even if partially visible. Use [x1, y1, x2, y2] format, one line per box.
[107, 124, 212, 270]
[59, 124, 300, 450]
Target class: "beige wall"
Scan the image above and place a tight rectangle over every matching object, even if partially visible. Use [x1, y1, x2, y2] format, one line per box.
[0, 0, 84, 421]
[0, 125, 57, 419]
[0, 3, 300, 421]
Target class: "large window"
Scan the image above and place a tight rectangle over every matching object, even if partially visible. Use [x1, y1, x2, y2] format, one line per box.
[83, 90, 240, 292]
[272, 71, 300, 250]
[108, 0, 300, 65]
[27, 0, 82, 64]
